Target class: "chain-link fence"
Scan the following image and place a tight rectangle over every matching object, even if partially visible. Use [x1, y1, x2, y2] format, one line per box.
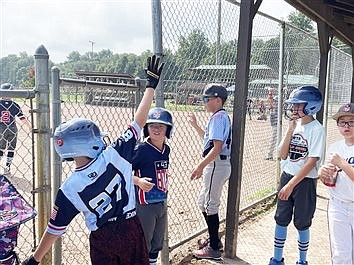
[7, 1, 353, 264]
[51, 77, 144, 264]
[0, 90, 37, 262]
[160, 0, 352, 260]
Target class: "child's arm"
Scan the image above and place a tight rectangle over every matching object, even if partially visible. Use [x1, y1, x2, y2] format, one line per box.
[23, 232, 60, 264]
[20, 117, 32, 130]
[188, 113, 204, 138]
[318, 163, 336, 184]
[279, 120, 297, 160]
[134, 55, 164, 129]
[191, 140, 222, 180]
[329, 153, 354, 182]
[133, 176, 155, 192]
[278, 157, 318, 200]
[134, 87, 155, 129]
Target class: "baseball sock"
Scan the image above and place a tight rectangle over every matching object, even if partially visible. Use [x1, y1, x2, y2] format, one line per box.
[273, 224, 287, 261]
[149, 252, 158, 265]
[297, 229, 309, 263]
[206, 214, 219, 250]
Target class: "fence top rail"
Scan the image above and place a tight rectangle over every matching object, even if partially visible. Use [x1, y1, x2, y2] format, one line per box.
[59, 78, 141, 91]
[0, 89, 36, 99]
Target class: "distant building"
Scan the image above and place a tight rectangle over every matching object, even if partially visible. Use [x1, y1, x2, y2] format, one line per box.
[75, 71, 136, 85]
[249, 74, 318, 98]
[188, 64, 276, 84]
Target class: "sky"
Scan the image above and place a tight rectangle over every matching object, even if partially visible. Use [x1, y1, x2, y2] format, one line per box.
[0, 0, 295, 63]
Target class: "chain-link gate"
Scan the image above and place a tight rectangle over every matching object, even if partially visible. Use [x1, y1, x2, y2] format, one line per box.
[0, 88, 37, 263]
[47, 71, 145, 264]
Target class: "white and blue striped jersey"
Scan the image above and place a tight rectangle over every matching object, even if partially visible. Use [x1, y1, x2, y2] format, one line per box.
[47, 122, 140, 235]
[203, 109, 231, 157]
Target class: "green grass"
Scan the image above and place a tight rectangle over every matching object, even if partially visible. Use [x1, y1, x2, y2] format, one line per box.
[61, 93, 84, 103]
[165, 101, 204, 112]
[247, 187, 274, 202]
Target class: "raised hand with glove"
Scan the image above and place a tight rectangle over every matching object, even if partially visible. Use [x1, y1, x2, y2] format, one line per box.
[145, 54, 164, 89]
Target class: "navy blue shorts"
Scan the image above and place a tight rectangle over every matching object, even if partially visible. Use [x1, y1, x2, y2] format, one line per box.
[274, 171, 317, 230]
[0, 125, 18, 151]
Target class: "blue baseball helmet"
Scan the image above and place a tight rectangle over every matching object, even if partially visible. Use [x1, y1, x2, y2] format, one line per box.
[143, 107, 174, 139]
[284, 86, 322, 117]
[1, 83, 13, 90]
[54, 118, 106, 161]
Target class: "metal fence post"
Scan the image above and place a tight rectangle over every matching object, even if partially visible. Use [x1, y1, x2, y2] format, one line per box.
[322, 47, 332, 152]
[152, 0, 169, 264]
[276, 22, 285, 186]
[34, 45, 52, 265]
[51, 66, 62, 265]
[151, 0, 165, 109]
[225, 0, 254, 258]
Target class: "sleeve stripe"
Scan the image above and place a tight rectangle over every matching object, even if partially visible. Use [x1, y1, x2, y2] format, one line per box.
[130, 124, 139, 139]
[46, 223, 67, 236]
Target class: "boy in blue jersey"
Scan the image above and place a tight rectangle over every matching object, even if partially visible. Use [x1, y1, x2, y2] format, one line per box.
[0, 83, 32, 176]
[188, 84, 232, 261]
[133, 107, 174, 265]
[268, 86, 325, 265]
[22, 55, 164, 265]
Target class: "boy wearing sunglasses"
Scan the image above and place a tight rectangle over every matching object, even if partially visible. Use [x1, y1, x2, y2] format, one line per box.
[188, 84, 231, 261]
[318, 103, 354, 265]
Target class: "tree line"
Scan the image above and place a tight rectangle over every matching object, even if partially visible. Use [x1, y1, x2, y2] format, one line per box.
[0, 11, 350, 88]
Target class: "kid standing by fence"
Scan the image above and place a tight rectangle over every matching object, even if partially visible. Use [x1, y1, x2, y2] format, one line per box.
[188, 84, 232, 261]
[318, 103, 354, 265]
[22, 55, 164, 265]
[0, 83, 32, 176]
[268, 86, 325, 265]
[133, 107, 174, 265]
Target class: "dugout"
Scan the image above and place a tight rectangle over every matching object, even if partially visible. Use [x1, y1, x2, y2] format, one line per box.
[59, 72, 144, 107]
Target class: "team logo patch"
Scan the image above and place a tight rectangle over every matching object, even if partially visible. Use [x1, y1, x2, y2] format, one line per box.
[343, 104, 351, 112]
[152, 112, 161, 119]
[56, 138, 63, 146]
[289, 133, 308, 161]
[87, 171, 98, 179]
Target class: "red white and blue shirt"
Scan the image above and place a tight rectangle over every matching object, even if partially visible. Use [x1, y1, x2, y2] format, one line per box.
[133, 140, 170, 204]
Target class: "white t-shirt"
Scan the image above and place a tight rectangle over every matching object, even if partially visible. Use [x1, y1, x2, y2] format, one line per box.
[281, 119, 325, 178]
[326, 139, 354, 203]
